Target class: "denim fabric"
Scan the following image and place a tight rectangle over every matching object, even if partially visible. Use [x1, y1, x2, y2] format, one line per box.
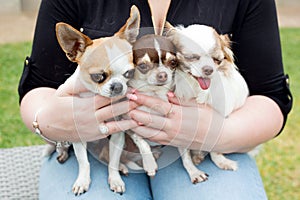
[39, 146, 267, 200]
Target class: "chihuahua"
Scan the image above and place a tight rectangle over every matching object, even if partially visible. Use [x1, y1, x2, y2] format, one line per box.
[52, 6, 140, 195]
[107, 34, 178, 194]
[129, 34, 178, 172]
[164, 23, 249, 183]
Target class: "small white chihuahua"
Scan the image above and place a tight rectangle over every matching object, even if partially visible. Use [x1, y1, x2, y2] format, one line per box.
[165, 23, 249, 183]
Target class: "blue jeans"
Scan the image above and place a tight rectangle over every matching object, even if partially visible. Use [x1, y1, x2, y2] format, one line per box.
[39, 146, 268, 200]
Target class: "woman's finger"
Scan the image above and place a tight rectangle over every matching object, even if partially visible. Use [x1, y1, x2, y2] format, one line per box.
[127, 93, 174, 116]
[93, 95, 116, 109]
[131, 126, 169, 145]
[106, 119, 139, 135]
[95, 99, 139, 122]
[128, 109, 172, 130]
[168, 94, 199, 107]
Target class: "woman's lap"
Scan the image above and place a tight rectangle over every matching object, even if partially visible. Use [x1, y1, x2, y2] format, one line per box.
[39, 150, 152, 200]
[151, 147, 268, 200]
[39, 146, 267, 200]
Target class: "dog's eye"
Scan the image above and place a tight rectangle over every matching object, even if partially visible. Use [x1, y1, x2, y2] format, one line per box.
[90, 72, 107, 83]
[184, 54, 200, 61]
[213, 58, 222, 65]
[123, 69, 135, 79]
[168, 59, 178, 69]
[137, 63, 150, 73]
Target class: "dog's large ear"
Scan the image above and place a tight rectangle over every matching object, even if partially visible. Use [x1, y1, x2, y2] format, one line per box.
[220, 34, 234, 63]
[163, 22, 183, 48]
[115, 5, 140, 44]
[56, 22, 93, 62]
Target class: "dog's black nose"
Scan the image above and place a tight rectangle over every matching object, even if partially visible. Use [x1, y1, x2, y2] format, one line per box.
[110, 82, 123, 94]
[202, 66, 214, 76]
[156, 72, 168, 83]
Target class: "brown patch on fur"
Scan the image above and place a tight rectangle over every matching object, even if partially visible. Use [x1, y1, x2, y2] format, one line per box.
[133, 34, 176, 64]
[219, 34, 234, 63]
[214, 32, 235, 77]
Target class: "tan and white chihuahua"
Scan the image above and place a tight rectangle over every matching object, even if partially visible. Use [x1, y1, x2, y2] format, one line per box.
[164, 23, 249, 183]
[50, 6, 140, 195]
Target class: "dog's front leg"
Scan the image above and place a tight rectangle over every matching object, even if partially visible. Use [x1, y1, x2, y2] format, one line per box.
[178, 147, 208, 184]
[109, 133, 126, 193]
[210, 152, 238, 171]
[129, 132, 158, 177]
[42, 143, 69, 162]
[72, 142, 91, 195]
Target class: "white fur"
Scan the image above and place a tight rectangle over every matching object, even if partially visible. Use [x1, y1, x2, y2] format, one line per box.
[169, 24, 249, 183]
[176, 25, 217, 54]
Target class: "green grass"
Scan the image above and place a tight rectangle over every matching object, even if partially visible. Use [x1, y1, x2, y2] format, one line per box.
[0, 42, 44, 147]
[0, 28, 299, 199]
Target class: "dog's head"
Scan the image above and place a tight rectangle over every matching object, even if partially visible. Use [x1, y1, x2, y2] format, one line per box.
[131, 34, 178, 89]
[164, 23, 235, 90]
[56, 6, 140, 97]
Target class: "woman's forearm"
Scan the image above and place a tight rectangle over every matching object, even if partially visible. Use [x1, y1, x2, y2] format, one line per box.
[127, 93, 283, 154]
[20, 87, 80, 142]
[20, 86, 139, 143]
[207, 95, 283, 153]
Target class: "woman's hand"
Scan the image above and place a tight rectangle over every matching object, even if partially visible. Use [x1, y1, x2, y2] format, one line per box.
[20, 72, 139, 143]
[126, 92, 283, 153]
[126, 92, 215, 150]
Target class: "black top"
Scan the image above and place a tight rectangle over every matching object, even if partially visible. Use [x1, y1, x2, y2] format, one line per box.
[18, 0, 292, 133]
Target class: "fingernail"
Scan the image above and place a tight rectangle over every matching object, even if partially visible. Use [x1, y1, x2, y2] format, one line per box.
[137, 122, 144, 126]
[126, 93, 138, 101]
[167, 92, 175, 98]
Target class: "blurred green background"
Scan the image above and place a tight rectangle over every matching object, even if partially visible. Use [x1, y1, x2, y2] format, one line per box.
[0, 28, 299, 199]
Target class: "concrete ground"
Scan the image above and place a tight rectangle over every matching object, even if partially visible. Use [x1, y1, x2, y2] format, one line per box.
[0, 4, 299, 44]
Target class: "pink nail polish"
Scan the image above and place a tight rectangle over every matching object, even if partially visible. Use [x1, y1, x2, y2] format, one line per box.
[137, 122, 144, 126]
[126, 93, 138, 101]
[167, 92, 175, 98]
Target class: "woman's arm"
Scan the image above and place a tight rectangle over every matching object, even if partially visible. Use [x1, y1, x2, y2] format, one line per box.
[20, 75, 139, 143]
[19, 0, 139, 143]
[127, 93, 283, 153]
[125, 0, 290, 153]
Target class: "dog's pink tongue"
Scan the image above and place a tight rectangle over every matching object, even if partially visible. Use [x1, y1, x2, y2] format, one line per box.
[197, 77, 211, 90]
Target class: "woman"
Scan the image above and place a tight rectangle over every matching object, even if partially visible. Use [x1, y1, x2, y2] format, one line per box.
[19, 0, 292, 199]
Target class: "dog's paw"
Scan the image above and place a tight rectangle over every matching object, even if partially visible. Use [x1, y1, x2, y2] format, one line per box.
[215, 159, 238, 171]
[142, 153, 158, 177]
[109, 176, 126, 194]
[190, 170, 209, 184]
[191, 153, 206, 165]
[72, 177, 91, 196]
[210, 152, 238, 171]
[56, 151, 69, 163]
